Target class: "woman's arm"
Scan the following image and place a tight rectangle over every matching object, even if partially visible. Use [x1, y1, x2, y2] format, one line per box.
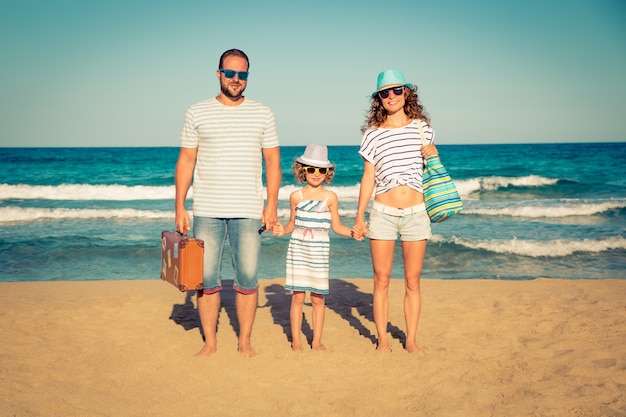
[421, 143, 439, 158]
[354, 160, 375, 237]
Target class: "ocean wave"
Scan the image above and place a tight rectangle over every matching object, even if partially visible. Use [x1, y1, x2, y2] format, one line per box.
[0, 206, 357, 223]
[0, 207, 173, 222]
[455, 175, 561, 196]
[6, 200, 616, 223]
[0, 183, 363, 202]
[463, 200, 626, 218]
[0, 184, 176, 201]
[0, 177, 563, 202]
[432, 235, 626, 257]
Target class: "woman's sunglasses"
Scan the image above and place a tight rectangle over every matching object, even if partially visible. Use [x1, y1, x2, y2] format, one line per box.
[219, 68, 249, 81]
[302, 166, 330, 175]
[378, 86, 404, 99]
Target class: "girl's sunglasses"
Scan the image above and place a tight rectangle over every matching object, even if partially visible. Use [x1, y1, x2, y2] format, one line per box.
[219, 68, 249, 81]
[378, 86, 404, 99]
[302, 166, 330, 175]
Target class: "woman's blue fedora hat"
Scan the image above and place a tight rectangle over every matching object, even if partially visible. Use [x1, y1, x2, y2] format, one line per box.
[371, 69, 414, 98]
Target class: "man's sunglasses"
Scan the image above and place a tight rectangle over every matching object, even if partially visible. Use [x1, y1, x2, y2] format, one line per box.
[219, 68, 249, 81]
[378, 86, 404, 99]
[302, 166, 330, 175]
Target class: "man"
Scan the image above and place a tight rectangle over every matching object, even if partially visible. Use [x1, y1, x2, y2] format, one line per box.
[174, 48, 281, 358]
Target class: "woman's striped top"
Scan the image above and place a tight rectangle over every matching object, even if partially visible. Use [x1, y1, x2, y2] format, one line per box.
[359, 119, 435, 195]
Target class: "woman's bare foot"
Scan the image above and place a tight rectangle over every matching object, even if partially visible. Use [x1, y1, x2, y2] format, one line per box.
[312, 343, 328, 352]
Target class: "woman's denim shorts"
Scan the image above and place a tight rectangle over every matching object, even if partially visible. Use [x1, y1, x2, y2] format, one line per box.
[366, 201, 432, 241]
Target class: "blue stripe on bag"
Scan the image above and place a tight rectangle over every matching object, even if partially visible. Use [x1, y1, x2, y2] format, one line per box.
[423, 155, 463, 222]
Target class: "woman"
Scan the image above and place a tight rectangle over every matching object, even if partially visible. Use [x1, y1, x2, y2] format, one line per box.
[354, 69, 438, 353]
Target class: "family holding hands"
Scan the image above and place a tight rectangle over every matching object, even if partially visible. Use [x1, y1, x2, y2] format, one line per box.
[175, 49, 439, 357]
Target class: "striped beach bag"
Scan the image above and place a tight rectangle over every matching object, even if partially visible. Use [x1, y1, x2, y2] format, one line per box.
[417, 122, 463, 222]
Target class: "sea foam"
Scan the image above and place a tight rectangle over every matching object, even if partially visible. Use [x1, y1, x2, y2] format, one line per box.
[462, 200, 626, 218]
[432, 235, 626, 257]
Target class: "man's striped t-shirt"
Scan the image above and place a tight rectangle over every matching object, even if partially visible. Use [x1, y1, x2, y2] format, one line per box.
[179, 97, 279, 218]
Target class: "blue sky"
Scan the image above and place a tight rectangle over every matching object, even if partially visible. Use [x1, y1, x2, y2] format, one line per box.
[0, 0, 624, 147]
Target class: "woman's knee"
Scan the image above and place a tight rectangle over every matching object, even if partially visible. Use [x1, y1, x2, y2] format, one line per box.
[373, 274, 391, 291]
[405, 275, 421, 292]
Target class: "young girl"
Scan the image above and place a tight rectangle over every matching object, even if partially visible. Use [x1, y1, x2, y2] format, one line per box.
[273, 144, 358, 351]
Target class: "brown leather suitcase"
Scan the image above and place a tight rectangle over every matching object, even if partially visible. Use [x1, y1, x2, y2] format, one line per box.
[160, 231, 204, 292]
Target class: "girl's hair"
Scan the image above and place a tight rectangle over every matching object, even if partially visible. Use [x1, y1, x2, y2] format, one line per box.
[361, 85, 430, 133]
[292, 161, 335, 185]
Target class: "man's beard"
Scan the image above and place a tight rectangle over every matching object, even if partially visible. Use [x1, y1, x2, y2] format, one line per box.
[220, 82, 245, 100]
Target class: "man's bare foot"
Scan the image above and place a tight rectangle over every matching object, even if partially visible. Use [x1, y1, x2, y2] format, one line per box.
[376, 342, 392, 353]
[312, 343, 328, 352]
[195, 344, 217, 356]
[405, 343, 421, 353]
[291, 343, 303, 352]
[237, 343, 256, 358]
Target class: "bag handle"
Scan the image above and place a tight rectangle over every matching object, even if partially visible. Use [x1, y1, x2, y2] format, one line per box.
[416, 120, 427, 146]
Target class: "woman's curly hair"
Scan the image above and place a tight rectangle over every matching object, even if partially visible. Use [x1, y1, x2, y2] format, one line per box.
[292, 161, 335, 184]
[361, 86, 430, 133]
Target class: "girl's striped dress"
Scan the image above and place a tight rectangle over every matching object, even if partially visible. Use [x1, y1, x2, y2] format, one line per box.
[285, 190, 331, 295]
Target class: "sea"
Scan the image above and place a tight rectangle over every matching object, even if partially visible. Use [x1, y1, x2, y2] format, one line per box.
[1, 143, 625, 283]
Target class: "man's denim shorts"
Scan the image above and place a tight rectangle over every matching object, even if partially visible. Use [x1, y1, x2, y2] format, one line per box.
[193, 217, 261, 294]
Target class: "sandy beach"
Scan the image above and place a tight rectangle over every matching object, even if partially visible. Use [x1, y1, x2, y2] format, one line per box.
[1, 278, 625, 417]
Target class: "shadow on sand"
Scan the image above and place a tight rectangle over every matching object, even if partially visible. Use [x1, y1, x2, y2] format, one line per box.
[169, 280, 240, 342]
[170, 279, 407, 348]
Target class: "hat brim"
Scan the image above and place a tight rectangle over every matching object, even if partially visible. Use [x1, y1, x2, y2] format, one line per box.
[295, 156, 334, 168]
[371, 83, 414, 98]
